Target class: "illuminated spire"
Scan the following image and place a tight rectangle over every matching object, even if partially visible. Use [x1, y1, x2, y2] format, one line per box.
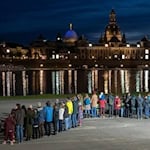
[69, 23, 73, 30]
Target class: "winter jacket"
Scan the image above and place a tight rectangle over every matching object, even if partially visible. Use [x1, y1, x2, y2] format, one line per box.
[114, 97, 121, 110]
[15, 108, 25, 125]
[44, 106, 53, 122]
[66, 100, 73, 115]
[91, 94, 98, 107]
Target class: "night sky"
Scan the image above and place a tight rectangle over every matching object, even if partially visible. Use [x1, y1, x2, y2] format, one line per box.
[0, 0, 150, 45]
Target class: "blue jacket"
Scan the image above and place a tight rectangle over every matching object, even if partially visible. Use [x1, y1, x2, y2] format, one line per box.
[44, 106, 53, 122]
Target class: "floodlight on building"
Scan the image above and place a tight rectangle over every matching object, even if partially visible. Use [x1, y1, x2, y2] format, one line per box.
[40, 64, 43, 67]
[95, 64, 98, 67]
[137, 44, 140, 48]
[68, 51, 70, 54]
[105, 44, 108, 47]
[57, 37, 61, 41]
[92, 56, 95, 59]
[114, 54, 118, 58]
[145, 64, 149, 67]
[89, 43, 92, 47]
[126, 44, 130, 47]
[68, 64, 72, 67]
[6, 49, 10, 53]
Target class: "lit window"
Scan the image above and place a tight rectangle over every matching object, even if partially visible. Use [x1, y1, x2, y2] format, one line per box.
[122, 54, 125, 59]
[145, 49, 149, 54]
[56, 54, 59, 59]
[52, 54, 55, 59]
[145, 55, 149, 60]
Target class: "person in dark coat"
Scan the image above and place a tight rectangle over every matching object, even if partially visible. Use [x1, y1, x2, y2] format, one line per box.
[25, 105, 34, 141]
[53, 99, 60, 135]
[15, 103, 25, 144]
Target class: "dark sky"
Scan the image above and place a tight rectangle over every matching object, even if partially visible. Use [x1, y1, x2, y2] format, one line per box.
[0, 0, 150, 45]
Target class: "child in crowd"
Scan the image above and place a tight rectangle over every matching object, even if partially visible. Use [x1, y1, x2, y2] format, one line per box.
[2, 113, 16, 145]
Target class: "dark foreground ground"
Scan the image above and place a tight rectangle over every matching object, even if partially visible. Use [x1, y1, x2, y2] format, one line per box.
[0, 100, 150, 150]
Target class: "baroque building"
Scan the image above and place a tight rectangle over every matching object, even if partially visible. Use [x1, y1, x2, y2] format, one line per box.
[28, 9, 150, 69]
[0, 9, 150, 96]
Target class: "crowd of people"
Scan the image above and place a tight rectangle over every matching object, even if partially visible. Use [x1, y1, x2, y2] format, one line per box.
[1, 95, 84, 145]
[1, 91, 150, 145]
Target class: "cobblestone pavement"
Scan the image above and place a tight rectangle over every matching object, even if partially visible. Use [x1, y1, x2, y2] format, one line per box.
[0, 100, 150, 150]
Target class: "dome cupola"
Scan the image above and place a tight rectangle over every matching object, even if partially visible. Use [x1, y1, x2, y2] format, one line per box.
[64, 23, 78, 43]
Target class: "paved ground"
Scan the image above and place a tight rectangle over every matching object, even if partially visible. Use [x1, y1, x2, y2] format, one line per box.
[0, 100, 150, 150]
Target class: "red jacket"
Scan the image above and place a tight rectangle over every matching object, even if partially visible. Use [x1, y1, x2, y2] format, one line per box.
[114, 97, 121, 110]
[4, 114, 16, 132]
[99, 100, 107, 108]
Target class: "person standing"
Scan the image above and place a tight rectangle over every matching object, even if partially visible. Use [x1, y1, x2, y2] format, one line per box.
[137, 94, 144, 120]
[53, 99, 60, 135]
[15, 103, 25, 144]
[44, 101, 53, 136]
[37, 102, 45, 137]
[108, 93, 114, 118]
[84, 94, 91, 118]
[2, 113, 16, 145]
[58, 103, 65, 132]
[72, 96, 78, 128]
[78, 102, 83, 126]
[66, 98, 73, 129]
[91, 91, 98, 117]
[25, 105, 34, 141]
[143, 96, 149, 119]
[114, 96, 121, 118]
[64, 102, 69, 130]
[99, 92, 107, 118]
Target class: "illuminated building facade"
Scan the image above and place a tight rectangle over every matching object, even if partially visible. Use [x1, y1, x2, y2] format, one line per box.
[0, 9, 150, 96]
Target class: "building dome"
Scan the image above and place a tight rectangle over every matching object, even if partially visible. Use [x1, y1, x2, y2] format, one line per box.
[64, 24, 78, 43]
